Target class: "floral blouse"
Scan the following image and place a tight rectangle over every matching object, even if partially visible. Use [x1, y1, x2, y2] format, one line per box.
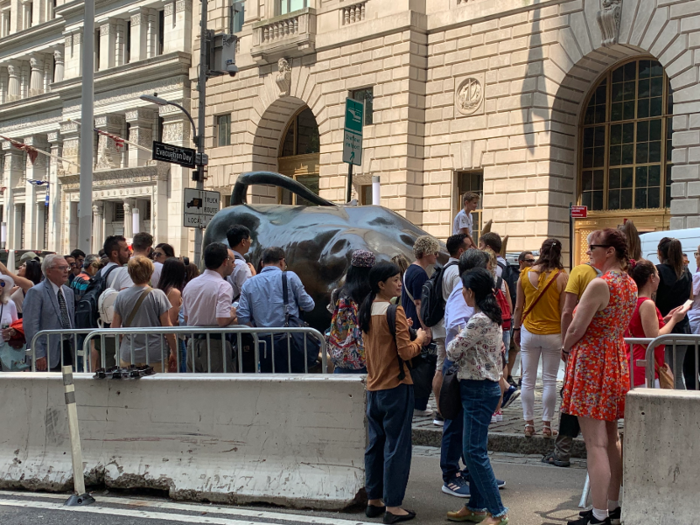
[446, 312, 503, 382]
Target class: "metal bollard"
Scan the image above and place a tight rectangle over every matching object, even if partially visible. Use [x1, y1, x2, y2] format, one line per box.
[62, 365, 95, 507]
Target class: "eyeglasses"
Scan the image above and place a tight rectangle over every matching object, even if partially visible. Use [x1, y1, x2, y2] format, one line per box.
[153, 252, 165, 258]
[524, 258, 536, 264]
[53, 265, 70, 271]
[589, 244, 611, 250]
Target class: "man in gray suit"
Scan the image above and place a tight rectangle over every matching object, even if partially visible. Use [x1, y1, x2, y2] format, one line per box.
[24, 254, 75, 371]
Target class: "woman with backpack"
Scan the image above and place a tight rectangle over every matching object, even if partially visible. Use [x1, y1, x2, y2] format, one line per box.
[328, 250, 375, 373]
[513, 238, 569, 438]
[359, 262, 427, 524]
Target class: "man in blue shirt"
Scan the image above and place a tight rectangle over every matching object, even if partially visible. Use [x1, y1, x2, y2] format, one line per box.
[237, 247, 315, 371]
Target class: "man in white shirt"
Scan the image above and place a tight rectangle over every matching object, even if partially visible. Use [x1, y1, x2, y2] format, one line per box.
[226, 225, 254, 301]
[101, 235, 133, 290]
[432, 233, 470, 426]
[453, 192, 479, 246]
[182, 243, 238, 372]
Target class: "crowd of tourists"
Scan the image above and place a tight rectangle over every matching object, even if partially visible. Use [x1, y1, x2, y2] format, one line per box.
[2, 191, 700, 525]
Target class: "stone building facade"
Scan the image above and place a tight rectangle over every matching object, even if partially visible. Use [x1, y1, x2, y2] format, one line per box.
[199, 0, 700, 263]
[0, 0, 193, 255]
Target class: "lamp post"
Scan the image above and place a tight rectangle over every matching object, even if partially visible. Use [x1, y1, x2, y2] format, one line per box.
[140, 94, 203, 265]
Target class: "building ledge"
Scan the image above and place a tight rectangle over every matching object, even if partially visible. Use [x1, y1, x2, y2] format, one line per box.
[251, 8, 316, 65]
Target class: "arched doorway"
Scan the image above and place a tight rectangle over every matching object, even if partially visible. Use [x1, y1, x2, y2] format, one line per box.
[277, 107, 320, 206]
[574, 58, 674, 263]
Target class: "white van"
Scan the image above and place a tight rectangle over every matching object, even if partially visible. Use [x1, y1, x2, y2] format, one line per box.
[639, 228, 700, 274]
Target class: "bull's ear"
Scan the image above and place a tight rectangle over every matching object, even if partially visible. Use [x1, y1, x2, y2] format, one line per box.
[481, 219, 493, 235]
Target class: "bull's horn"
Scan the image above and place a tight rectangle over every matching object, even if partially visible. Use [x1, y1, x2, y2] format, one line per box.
[231, 171, 336, 207]
[481, 219, 493, 234]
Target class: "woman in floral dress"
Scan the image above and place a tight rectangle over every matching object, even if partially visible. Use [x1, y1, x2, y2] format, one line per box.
[560, 229, 638, 525]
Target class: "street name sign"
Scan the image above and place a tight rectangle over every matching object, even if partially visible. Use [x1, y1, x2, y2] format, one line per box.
[343, 98, 363, 166]
[570, 205, 588, 218]
[152, 140, 196, 169]
[183, 188, 220, 228]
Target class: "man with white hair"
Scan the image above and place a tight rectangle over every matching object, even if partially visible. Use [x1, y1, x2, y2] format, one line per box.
[23, 254, 75, 371]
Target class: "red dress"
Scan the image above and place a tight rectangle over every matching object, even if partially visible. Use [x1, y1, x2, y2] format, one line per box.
[625, 297, 665, 387]
[561, 271, 638, 421]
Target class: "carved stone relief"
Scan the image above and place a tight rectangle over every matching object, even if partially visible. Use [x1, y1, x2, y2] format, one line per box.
[276, 58, 291, 98]
[597, 0, 622, 47]
[162, 122, 184, 142]
[455, 74, 485, 116]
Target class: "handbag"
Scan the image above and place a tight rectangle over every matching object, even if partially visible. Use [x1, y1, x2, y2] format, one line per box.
[439, 364, 462, 420]
[655, 360, 674, 389]
[521, 269, 562, 325]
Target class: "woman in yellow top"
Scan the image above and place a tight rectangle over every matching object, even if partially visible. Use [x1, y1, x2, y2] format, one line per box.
[513, 239, 569, 437]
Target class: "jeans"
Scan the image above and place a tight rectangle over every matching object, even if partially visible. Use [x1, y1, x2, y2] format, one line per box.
[520, 327, 560, 422]
[365, 383, 414, 507]
[440, 358, 465, 482]
[334, 366, 367, 374]
[461, 379, 508, 517]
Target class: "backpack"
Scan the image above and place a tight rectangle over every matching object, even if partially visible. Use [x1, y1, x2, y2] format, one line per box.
[74, 265, 119, 329]
[497, 260, 518, 308]
[328, 295, 365, 370]
[495, 276, 512, 330]
[98, 287, 119, 326]
[419, 261, 459, 327]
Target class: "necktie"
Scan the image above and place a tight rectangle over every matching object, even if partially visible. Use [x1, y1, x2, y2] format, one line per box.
[57, 288, 71, 329]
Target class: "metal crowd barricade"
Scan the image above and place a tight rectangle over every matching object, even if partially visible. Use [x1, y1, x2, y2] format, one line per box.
[81, 325, 328, 374]
[29, 329, 96, 372]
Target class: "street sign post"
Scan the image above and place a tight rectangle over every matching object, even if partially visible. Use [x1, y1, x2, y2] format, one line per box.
[343, 98, 364, 202]
[183, 188, 220, 228]
[152, 140, 197, 169]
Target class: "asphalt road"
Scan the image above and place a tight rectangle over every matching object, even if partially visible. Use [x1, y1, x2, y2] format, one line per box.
[0, 448, 588, 525]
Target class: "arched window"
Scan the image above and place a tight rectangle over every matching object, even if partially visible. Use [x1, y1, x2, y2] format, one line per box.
[579, 59, 673, 213]
[278, 107, 320, 206]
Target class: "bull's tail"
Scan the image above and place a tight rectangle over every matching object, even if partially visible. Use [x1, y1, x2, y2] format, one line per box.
[231, 171, 337, 207]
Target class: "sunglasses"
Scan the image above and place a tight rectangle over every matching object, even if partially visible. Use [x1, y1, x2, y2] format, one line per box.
[524, 259, 536, 263]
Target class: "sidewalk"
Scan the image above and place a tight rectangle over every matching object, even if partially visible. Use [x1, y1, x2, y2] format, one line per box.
[412, 381, 588, 458]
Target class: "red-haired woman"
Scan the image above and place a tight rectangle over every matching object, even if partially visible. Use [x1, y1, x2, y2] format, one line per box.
[560, 229, 638, 525]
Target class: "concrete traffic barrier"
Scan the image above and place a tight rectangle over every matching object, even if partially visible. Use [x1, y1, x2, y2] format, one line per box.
[623, 388, 700, 524]
[0, 373, 367, 509]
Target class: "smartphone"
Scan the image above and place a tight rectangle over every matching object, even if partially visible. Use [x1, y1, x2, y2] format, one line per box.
[684, 299, 693, 309]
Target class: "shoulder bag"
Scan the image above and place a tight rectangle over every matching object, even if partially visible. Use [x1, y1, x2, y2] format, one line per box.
[520, 269, 562, 325]
[123, 287, 152, 328]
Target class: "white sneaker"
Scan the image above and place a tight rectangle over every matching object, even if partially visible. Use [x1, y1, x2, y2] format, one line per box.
[414, 408, 434, 417]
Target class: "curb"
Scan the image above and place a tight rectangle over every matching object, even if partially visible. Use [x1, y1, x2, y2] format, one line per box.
[412, 427, 587, 459]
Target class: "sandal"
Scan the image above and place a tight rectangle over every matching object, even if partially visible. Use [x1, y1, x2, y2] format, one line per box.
[542, 425, 558, 438]
[524, 424, 536, 437]
[541, 452, 571, 467]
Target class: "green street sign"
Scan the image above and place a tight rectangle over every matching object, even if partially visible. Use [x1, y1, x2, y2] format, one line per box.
[345, 98, 364, 134]
[344, 98, 363, 166]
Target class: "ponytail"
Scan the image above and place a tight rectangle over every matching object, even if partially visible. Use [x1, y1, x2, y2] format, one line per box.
[358, 290, 377, 334]
[658, 237, 684, 279]
[461, 268, 503, 326]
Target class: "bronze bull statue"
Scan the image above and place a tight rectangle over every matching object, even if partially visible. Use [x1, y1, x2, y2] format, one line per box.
[203, 171, 447, 331]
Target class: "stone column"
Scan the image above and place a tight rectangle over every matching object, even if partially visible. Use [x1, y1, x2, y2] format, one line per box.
[63, 32, 81, 79]
[128, 8, 149, 62]
[59, 120, 80, 175]
[92, 202, 104, 253]
[124, 108, 153, 167]
[31, 0, 42, 26]
[2, 142, 24, 249]
[43, 53, 52, 91]
[99, 19, 116, 70]
[7, 61, 20, 102]
[123, 198, 135, 239]
[0, 67, 7, 104]
[24, 135, 48, 249]
[146, 10, 158, 58]
[94, 114, 125, 170]
[46, 131, 61, 252]
[114, 19, 127, 66]
[53, 48, 64, 83]
[29, 55, 44, 97]
[172, 0, 192, 54]
[19, 61, 29, 99]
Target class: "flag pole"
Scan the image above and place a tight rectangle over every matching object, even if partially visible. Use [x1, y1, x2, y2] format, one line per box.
[78, 0, 95, 255]
[68, 119, 153, 155]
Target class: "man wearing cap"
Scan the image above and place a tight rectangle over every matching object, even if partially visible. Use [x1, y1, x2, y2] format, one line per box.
[23, 254, 76, 371]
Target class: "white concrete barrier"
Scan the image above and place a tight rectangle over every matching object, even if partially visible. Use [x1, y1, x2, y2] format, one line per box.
[623, 388, 700, 525]
[0, 373, 367, 509]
